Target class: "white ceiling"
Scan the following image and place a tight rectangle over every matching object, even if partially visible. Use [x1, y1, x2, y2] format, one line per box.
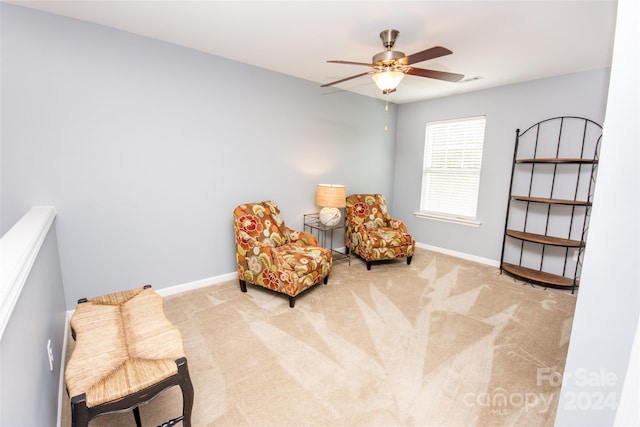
[8, 0, 618, 104]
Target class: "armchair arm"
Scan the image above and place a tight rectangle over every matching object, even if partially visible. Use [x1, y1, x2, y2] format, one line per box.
[345, 219, 369, 240]
[350, 222, 369, 235]
[286, 228, 319, 247]
[235, 230, 294, 273]
[389, 218, 409, 233]
[345, 217, 363, 232]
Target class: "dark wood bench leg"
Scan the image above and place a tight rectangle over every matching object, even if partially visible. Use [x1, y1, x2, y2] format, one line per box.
[133, 406, 142, 427]
[70, 394, 90, 427]
[176, 357, 194, 427]
[239, 279, 247, 292]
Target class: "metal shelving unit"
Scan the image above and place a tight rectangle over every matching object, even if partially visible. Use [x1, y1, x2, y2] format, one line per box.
[500, 116, 603, 293]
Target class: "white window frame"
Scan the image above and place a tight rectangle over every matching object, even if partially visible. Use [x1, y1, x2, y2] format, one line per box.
[415, 115, 486, 227]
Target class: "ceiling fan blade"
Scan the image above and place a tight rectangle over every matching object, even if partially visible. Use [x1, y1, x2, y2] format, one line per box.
[327, 60, 376, 67]
[403, 46, 453, 65]
[406, 67, 464, 82]
[321, 72, 371, 87]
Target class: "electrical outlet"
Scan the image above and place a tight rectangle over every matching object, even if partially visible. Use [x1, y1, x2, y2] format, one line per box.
[47, 339, 54, 372]
[572, 250, 579, 261]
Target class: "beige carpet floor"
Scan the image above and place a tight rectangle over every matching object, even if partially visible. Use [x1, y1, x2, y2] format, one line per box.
[61, 248, 577, 426]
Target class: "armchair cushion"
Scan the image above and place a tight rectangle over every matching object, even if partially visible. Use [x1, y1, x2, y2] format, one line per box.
[234, 200, 332, 307]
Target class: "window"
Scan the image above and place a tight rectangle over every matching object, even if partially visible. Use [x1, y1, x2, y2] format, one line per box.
[419, 116, 486, 225]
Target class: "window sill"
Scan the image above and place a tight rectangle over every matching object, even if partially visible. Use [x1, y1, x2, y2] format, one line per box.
[413, 211, 481, 227]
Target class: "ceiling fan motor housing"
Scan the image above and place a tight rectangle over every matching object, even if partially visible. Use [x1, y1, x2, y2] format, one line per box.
[379, 29, 399, 49]
[374, 29, 406, 66]
[372, 49, 406, 66]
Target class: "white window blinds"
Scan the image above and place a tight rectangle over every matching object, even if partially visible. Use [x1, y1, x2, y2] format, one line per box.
[420, 116, 486, 220]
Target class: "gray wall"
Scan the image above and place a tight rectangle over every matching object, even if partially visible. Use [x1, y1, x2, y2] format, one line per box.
[0, 221, 67, 427]
[0, 4, 397, 308]
[393, 69, 610, 262]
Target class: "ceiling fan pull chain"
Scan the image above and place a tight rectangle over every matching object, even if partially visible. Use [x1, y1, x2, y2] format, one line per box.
[384, 94, 389, 131]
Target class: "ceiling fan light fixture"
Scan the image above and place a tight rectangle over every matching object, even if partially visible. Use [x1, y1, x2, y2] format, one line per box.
[371, 70, 405, 91]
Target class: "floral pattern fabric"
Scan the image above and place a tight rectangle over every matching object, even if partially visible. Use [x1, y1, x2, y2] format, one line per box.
[234, 200, 332, 298]
[345, 194, 415, 264]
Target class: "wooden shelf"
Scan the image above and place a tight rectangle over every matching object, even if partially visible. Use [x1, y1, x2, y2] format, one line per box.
[506, 229, 583, 247]
[516, 157, 596, 164]
[511, 195, 591, 206]
[502, 263, 579, 288]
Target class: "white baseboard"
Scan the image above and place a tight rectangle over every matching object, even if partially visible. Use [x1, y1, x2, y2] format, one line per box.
[416, 242, 500, 268]
[332, 242, 499, 268]
[155, 272, 237, 297]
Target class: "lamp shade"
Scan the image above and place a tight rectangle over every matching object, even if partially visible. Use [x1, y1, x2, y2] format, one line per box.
[315, 184, 346, 208]
[371, 70, 405, 91]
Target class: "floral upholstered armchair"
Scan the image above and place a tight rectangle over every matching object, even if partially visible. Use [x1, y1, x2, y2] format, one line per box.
[233, 200, 332, 307]
[345, 194, 415, 270]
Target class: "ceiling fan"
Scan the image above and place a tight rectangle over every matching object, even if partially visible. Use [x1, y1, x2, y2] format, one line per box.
[321, 29, 464, 94]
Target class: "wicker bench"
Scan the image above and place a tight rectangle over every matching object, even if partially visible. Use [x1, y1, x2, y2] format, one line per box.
[64, 285, 194, 427]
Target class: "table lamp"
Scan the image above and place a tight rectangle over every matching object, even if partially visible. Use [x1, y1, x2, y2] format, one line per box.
[315, 184, 346, 226]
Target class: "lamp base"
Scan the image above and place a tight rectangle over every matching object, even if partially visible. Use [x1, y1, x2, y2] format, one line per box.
[319, 207, 341, 227]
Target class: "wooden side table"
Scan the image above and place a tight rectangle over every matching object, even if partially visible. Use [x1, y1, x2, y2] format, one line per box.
[303, 213, 350, 265]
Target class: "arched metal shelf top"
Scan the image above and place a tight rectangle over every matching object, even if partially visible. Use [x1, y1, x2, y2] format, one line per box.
[517, 115, 603, 136]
